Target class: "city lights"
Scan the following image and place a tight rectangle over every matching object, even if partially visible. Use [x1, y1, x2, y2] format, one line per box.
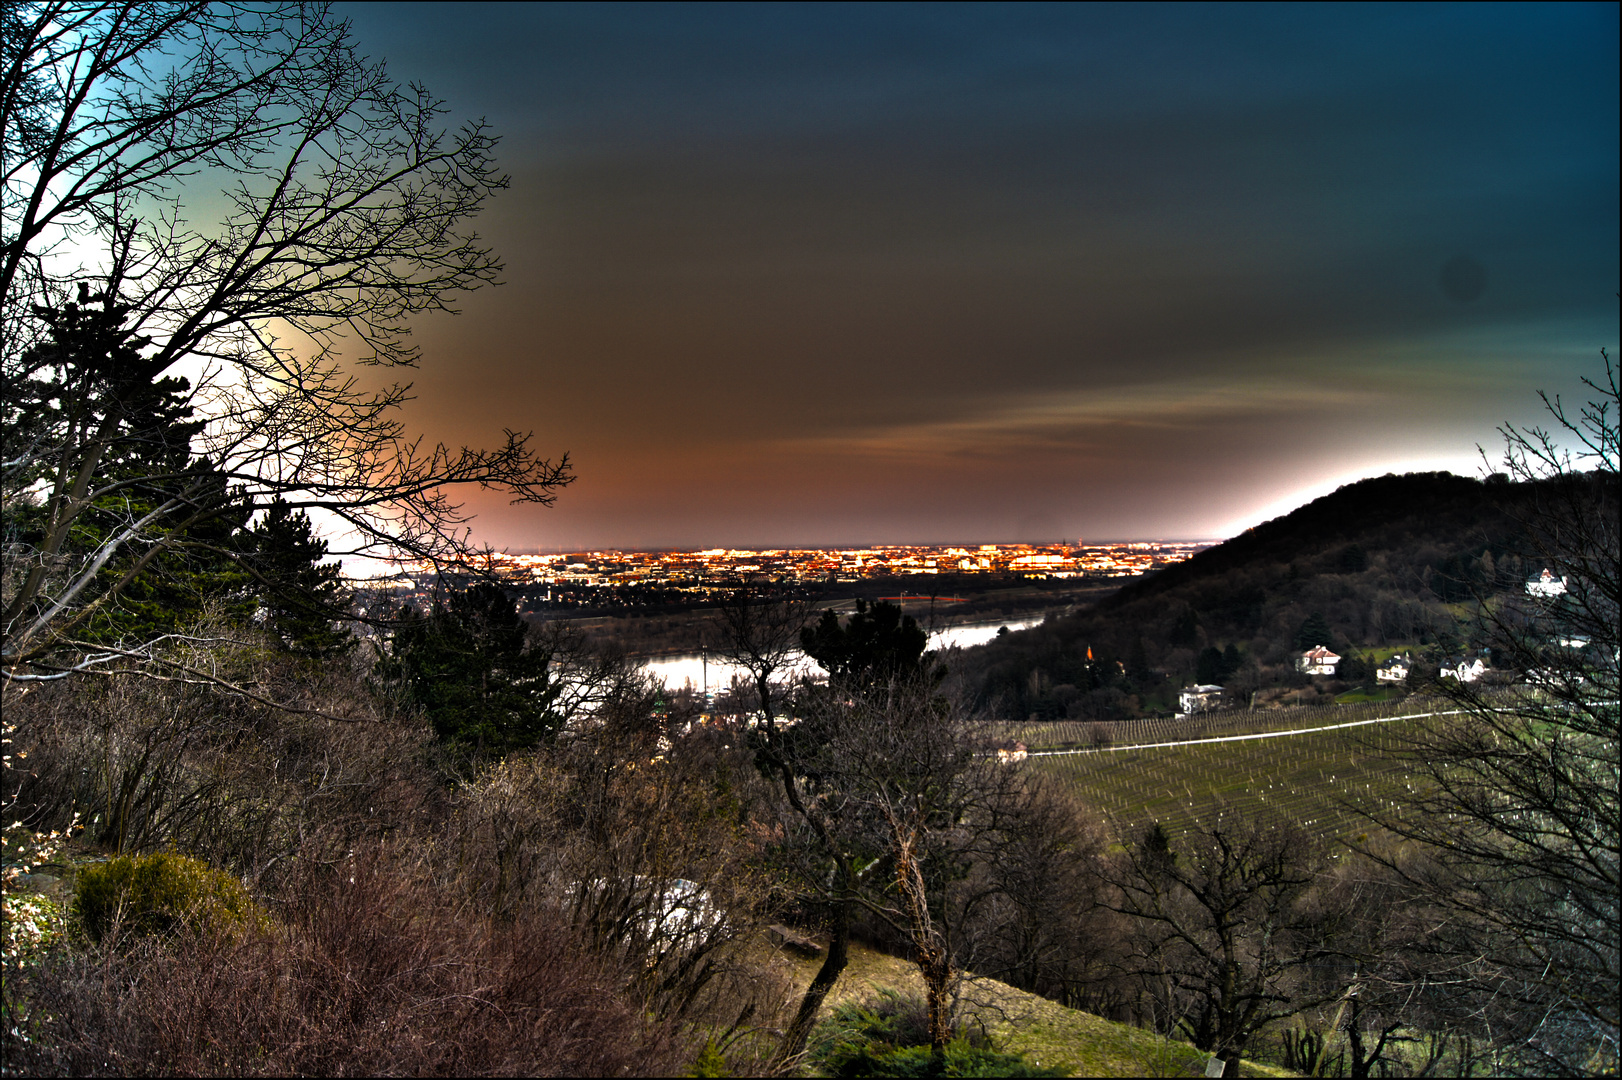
[422, 541, 1209, 591]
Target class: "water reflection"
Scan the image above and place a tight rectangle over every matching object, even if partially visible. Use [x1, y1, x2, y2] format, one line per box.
[641, 617, 1045, 694]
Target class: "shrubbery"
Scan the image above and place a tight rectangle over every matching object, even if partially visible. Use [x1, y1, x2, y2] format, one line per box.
[11, 851, 692, 1076]
[74, 853, 264, 942]
[2, 811, 78, 967]
[810, 991, 1061, 1078]
[2, 893, 65, 967]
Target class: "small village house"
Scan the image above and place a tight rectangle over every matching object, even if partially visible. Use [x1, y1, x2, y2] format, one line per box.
[1526, 568, 1568, 597]
[996, 741, 1028, 764]
[1295, 645, 1341, 676]
[1376, 654, 1413, 683]
[1440, 651, 1491, 683]
[1178, 684, 1225, 716]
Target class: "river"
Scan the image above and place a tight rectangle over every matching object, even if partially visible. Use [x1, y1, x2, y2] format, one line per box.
[640, 616, 1046, 693]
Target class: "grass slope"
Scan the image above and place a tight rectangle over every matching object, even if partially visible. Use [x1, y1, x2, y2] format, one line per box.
[775, 938, 1297, 1078]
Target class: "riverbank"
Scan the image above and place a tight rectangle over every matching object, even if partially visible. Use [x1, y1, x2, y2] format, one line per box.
[535, 579, 1119, 660]
[642, 616, 1050, 692]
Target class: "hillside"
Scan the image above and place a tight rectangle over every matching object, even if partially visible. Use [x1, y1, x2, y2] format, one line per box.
[770, 937, 1296, 1078]
[960, 471, 1535, 721]
[1107, 470, 1517, 610]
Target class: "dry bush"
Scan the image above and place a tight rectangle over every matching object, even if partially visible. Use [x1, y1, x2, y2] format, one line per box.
[6, 848, 691, 1076]
[448, 690, 790, 1065]
[3, 635, 439, 878]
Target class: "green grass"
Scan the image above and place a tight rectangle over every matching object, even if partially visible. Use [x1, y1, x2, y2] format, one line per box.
[1362, 644, 1420, 663]
[1334, 686, 1404, 704]
[773, 939, 1296, 1077]
[970, 983, 1295, 1078]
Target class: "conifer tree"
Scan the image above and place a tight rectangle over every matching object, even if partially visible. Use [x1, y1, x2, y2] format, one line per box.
[385, 584, 563, 761]
[1295, 611, 1331, 649]
[799, 599, 929, 688]
[2, 4, 572, 688]
[246, 500, 350, 657]
[4, 288, 252, 647]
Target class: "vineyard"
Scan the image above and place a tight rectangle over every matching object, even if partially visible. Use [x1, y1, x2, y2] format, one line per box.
[994, 697, 1450, 751]
[1004, 698, 1468, 843]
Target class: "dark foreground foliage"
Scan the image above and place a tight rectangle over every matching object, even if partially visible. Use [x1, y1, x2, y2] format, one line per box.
[6, 851, 689, 1077]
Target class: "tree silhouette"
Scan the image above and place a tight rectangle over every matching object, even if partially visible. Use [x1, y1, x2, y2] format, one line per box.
[799, 599, 929, 688]
[1364, 355, 1619, 1072]
[1108, 813, 1352, 1077]
[1295, 612, 1332, 650]
[3, 5, 571, 691]
[246, 500, 350, 658]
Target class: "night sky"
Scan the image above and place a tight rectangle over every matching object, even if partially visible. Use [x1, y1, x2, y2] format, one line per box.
[338, 2, 1618, 550]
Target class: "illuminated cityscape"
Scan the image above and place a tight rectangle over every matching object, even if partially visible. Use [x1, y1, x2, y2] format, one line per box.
[470, 541, 1210, 592]
[361, 541, 1214, 627]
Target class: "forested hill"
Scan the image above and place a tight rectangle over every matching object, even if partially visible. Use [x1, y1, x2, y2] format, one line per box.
[961, 471, 1535, 722]
[1108, 471, 1516, 611]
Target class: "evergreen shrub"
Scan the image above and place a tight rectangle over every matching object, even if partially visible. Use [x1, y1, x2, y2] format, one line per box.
[74, 852, 264, 941]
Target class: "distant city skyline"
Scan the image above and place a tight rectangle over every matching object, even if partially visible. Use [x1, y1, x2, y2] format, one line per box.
[378, 541, 1209, 604]
[492, 540, 1221, 554]
[330, 2, 1617, 550]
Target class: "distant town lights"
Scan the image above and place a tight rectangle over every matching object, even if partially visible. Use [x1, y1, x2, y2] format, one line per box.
[375, 541, 1212, 596]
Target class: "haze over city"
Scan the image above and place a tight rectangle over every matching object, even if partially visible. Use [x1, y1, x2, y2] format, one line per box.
[336, 3, 1619, 550]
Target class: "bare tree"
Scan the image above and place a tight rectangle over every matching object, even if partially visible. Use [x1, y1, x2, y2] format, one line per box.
[709, 585, 846, 1064]
[712, 581, 810, 729]
[768, 672, 1026, 1069]
[2, 3, 571, 688]
[450, 686, 783, 1059]
[715, 589, 983, 1066]
[1364, 355, 1619, 1072]
[952, 778, 1125, 1017]
[1106, 813, 1355, 1078]
[1286, 848, 1476, 1080]
[718, 592, 1049, 1067]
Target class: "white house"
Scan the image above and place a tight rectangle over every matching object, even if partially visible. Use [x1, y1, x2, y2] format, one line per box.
[1376, 654, 1412, 683]
[1440, 652, 1491, 683]
[1526, 568, 1568, 597]
[1295, 645, 1341, 676]
[1178, 684, 1225, 716]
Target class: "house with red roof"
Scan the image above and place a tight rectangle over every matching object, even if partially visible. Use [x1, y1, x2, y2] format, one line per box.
[1295, 645, 1341, 676]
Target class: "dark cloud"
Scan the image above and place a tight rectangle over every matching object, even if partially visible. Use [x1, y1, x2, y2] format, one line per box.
[338, 2, 1619, 548]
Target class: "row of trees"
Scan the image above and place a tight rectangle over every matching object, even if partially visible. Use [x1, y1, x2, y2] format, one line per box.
[12, 565, 1608, 1075]
[718, 593, 1358, 1074]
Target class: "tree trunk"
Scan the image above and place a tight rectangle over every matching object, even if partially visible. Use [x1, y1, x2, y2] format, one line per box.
[925, 952, 953, 1069]
[893, 822, 956, 1060]
[774, 897, 850, 1067]
[1348, 999, 1368, 1080]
